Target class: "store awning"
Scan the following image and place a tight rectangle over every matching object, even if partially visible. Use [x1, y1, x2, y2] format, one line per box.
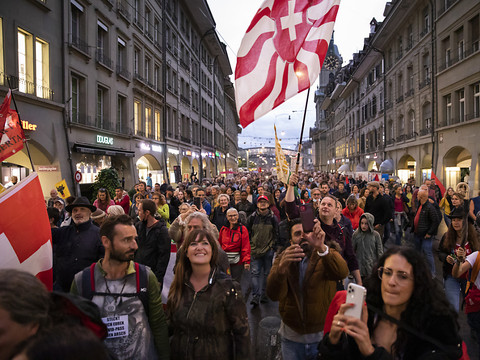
[73, 144, 135, 157]
[379, 159, 394, 174]
[337, 164, 350, 172]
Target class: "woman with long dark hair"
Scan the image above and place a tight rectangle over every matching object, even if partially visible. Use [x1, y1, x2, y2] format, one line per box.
[167, 229, 250, 359]
[319, 246, 462, 359]
[439, 207, 479, 312]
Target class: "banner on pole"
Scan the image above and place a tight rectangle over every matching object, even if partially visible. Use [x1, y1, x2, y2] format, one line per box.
[0, 173, 53, 290]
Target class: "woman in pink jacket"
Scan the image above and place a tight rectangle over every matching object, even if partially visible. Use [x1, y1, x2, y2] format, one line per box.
[218, 208, 251, 282]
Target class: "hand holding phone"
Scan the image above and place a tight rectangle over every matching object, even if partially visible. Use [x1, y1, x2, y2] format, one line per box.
[299, 203, 315, 233]
[193, 196, 201, 209]
[344, 283, 366, 319]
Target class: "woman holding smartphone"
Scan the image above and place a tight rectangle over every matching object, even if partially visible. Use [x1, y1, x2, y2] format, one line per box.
[319, 247, 462, 359]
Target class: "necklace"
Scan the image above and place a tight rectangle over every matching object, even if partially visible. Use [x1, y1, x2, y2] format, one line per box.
[103, 277, 127, 312]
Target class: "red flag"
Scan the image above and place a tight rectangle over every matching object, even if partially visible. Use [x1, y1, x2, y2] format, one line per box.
[0, 90, 25, 162]
[345, 176, 349, 184]
[374, 174, 379, 181]
[0, 173, 53, 290]
[235, 0, 341, 128]
[431, 171, 446, 197]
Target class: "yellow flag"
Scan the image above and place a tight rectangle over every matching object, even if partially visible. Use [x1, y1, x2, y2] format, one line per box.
[55, 179, 71, 199]
[274, 125, 290, 184]
[0, 183, 5, 194]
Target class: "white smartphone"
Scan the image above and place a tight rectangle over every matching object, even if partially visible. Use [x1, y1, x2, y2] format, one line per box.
[344, 283, 367, 319]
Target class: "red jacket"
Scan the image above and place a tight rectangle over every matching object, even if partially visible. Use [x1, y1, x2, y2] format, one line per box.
[218, 225, 251, 264]
[342, 206, 364, 230]
[114, 194, 130, 214]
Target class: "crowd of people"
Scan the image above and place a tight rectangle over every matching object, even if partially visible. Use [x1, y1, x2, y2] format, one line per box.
[2, 169, 480, 359]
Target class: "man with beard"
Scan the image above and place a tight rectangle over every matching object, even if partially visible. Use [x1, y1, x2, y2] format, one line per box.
[135, 199, 171, 287]
[71, 215, 169, 360]
[267, 218, 348, 360]
[51, 197, 104, 292]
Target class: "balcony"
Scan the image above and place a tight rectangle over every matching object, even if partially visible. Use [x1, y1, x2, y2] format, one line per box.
[419, 128, 431, 136]
[69, 35, 90, 56]
[116, 1, 131, 21]
[180, 58, 190, 71]
[204, 142, 214, 148]
[116, 65, 131, 80]
[438, 0, 459, 16]
[420, 27, 430, 39]
[134, 18, 143, 30]
[180, 95, 190, 105]
[180, 136, 191, 143]
[385, 102, 393, 110]
[396, 95, 404, 104]
[386, 138, 395, 146]
[419, 78, 431, 90]
[135, 130, 145, 137]
[405, 88, 414, 98]
[396, 134, 406, 142]
[96, 50, 113, 70]
[405, 132, 416, 140]
[134, 73, 145, 83]
[5, 73, 54, 101]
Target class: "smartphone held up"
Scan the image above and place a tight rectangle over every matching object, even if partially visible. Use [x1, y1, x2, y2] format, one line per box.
[299, 203, 315, 233]
[344, 283, 366, 319]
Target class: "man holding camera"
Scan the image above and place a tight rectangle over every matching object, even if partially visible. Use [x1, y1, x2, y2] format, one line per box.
[267, 218, 348, 360]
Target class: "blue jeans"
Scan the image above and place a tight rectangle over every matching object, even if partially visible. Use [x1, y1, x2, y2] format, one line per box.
[444, 275, 466, 312]
[414, 234, 435, 277]
[251, 249, 274, 297]
[281, 337, 319, 360]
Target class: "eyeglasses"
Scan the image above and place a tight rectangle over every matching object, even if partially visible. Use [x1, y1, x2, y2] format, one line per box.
[227, 214, 238, 217]
[312, 193, 321, 196]
[378, 267, 413, 284]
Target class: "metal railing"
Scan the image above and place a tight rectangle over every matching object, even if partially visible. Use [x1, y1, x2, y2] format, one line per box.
[117, 0, 131, 21]
[5, 73, 54, 101]
[70, 35, 89, 55]
[96, 50, 113, 69]
[419, 128, 431, 136]
[116, 65, 130, 79]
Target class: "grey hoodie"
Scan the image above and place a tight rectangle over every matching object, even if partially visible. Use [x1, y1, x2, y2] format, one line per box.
[352, 213, 383, 278]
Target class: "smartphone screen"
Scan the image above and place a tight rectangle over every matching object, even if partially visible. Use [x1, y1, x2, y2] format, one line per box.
[193, 196, 201, 209]
[344, 283, 366, 319]
[299, 203, 315, 233]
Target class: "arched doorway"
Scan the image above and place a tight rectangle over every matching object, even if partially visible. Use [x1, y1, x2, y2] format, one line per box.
[209, 159, 215, 178]
[421, 154, 432, 182]
[136, 154, 163, 186]
[181, 157, 191, 182]
[397, 154, 416, 184]
[443, 146, 471, 189]
[202, 158, 207, 179]
[192, 158, 199, 176]
[217, 158, 225, 174]
[167, 154, 178, 184]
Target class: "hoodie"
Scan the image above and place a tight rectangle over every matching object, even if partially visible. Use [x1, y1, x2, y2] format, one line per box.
[352, 213, 383, 278]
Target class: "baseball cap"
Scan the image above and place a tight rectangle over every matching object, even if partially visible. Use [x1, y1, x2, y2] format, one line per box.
[257, 195, 269, 202]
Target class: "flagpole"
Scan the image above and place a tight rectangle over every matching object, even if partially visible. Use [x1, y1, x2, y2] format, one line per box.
[6, 78, 35, 171]
[295, 87, 310, 173]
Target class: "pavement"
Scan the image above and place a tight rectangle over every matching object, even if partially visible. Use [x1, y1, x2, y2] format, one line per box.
[242, 218, 479, 359]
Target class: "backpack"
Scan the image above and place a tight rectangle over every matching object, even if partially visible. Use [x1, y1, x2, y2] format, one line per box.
[81, 262, 149, 314]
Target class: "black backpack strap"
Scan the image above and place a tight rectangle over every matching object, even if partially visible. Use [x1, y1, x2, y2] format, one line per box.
[135, 263, 149, 315]
[81, 263, 97, 300]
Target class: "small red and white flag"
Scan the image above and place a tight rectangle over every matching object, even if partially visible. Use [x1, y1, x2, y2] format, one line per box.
[0, 173, 53, 290]
[0, 89, 25, 162]
[235, 0, 341, 128]
[431, 171, 446, 197]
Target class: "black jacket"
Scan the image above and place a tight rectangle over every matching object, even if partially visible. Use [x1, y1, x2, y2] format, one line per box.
[135, 219, 170, 284]
[412, 200, 440, 237]
[52, 220, 104, 292]
[365, 194, 391, 225]
[211, 206, 231, 231]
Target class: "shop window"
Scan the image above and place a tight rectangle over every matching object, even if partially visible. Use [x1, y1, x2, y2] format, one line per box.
[76, 155, 111, 184]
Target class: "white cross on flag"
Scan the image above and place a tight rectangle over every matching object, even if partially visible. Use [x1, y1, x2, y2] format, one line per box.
[0, 173, 53, 290]
[235, 0, 341, 128]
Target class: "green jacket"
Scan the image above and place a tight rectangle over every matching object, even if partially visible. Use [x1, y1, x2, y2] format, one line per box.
[247, 209, 278, 258]
[167, 268, 250, 359]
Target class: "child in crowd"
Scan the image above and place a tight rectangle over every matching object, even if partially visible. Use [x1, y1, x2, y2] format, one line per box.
[352, 212, 383, 282]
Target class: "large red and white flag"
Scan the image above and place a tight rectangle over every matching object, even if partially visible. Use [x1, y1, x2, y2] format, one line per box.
[0, 89, 25, 162]
[0, 173, 53, 290]
[235, 0, 341, 128]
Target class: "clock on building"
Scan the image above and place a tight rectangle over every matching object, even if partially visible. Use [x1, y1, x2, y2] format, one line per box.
[324, 55, 340, 71]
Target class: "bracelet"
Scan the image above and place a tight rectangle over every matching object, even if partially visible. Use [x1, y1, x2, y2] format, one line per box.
[317, 245, 329, 257]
